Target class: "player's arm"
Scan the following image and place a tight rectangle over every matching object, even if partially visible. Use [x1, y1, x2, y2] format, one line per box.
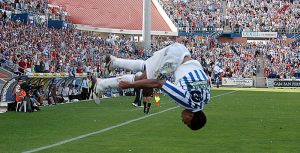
[119, 79, 166, 89]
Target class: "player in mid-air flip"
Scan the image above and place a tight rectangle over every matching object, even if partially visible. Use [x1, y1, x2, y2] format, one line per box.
[95, 43, 210, 130]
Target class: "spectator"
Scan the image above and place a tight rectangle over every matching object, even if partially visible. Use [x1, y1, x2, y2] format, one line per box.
[33, 86, 44, 106]
[159, 0, 300, 33]
[68, 85, 82, 101]
[49, 85, 64, 104]
[15, 80, 26, 103]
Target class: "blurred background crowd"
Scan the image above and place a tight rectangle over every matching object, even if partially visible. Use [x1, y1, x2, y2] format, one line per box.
[0, 0, 299, 80]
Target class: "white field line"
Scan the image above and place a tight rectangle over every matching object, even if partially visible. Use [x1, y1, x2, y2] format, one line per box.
[22, 90, 238, 153]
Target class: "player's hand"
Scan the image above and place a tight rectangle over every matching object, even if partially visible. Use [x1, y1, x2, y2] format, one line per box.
[118, 81, 131, 89]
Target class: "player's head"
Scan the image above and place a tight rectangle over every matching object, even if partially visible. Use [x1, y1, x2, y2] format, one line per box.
[18, 80, 23, 84]
[181, 109, 206, 131]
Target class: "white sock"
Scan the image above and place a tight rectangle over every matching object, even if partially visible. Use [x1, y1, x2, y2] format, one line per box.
[111, 56, 145, 71]
[96, 74, 135, 91]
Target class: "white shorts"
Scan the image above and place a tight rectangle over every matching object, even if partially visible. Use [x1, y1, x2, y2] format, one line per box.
[145, 43, 190, 79]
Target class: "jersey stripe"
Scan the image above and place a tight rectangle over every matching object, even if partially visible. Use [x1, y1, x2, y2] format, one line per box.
[164, 82, 185, 98]
[188, 72, 195, 82]
[161, 82, 191, 109]
[183, 76, 189, 87]
[199, 69, 208, 80]
[194, 70, 201, 80]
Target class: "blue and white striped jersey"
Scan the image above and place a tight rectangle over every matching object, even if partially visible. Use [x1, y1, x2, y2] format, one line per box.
[178, 69, 209, 91]
[161, 61, 211, 112]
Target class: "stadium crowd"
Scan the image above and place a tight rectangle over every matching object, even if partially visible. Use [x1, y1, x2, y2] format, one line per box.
[1, 17, 300, 79]
[0, 19, 144, 76]
[159, 0, 300, 33]
[0, 0, 299, 113]
[0, 0, 48, 13]
[183, 36, 300, 79]
[0, 0, 299, 80]
[0, 0, 67, 21]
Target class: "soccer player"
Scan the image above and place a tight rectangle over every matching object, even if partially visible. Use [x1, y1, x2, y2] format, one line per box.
[95, 43, 210, 130]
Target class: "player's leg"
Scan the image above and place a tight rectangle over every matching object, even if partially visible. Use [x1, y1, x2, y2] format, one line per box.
[134, 71, 147, 81]
[96, 74, 135, 92]
[105, 43, 187, 79]
[92, 71, 148, 103]
[91, 74, 136, 104]
[143, 96, 147, 113]
[105, 55, 145, 73]
[145, 96, 152, 114]
[144, 43, 191, 80]
[142, 88, 153, 114]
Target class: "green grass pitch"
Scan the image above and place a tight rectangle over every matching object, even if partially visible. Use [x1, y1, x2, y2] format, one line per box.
[0, 89, 300, 153]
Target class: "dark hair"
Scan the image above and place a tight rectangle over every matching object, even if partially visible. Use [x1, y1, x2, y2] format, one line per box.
[188, 111, 206, 131]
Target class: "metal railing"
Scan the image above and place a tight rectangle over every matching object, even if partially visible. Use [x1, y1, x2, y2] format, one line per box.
[178, 26, 224, 33]
[208, 30, 223, 38]
[178, 26, 300, 35]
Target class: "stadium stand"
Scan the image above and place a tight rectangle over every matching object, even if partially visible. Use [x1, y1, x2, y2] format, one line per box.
[0, 0, 300, 113]
[159, 0, 300, 34]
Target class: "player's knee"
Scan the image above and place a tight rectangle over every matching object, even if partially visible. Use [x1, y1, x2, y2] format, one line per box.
[134, 71, 147, 81]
